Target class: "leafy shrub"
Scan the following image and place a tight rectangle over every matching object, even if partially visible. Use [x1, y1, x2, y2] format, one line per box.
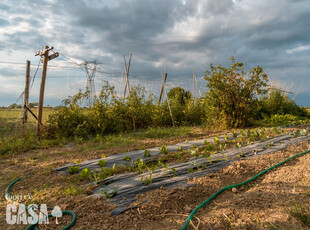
[204, 57, 268, 128]
[263, 114, 307, 126]
[260, 88, 308, 117]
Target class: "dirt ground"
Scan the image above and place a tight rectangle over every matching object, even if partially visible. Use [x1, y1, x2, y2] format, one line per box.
[1, 138, 310, 229]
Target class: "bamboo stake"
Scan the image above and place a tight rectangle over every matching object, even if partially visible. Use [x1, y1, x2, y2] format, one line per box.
[162, 68, 174, 126]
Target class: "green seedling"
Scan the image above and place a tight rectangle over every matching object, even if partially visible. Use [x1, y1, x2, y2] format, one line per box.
[237, 151, 246, 158]
[235, 142, 241, 148]
[272, 127, 280, 134]
[170, 167, 178, 176]
[232, 130, 238, 138]
[159, 161, 169, 173]
[301, 129, 308, 135]
[214, 137, 222, 146]
[240, 130, 245, 136]
[139, 145, 146, 150]
[247, 129, 252, 138]
[91, 171, 100, 185]
[80, 168, 92, 180]
[98, 159, 106, 167]
[191, 144, 196, 149]
[68, 166, 80, 175]
[102, 163, 117, 176]
[174, 152, 182, 160]
[188, 167, 195, 173]
[101, 187, 118, 199]
[224, 133, 228, 140]
[219, 143, 227, 151]
[141, 164, 157, 185]
[190, 149, 199, 156]
[177, 146, 183, 151]
[254, 130, 260, 138]
[143, 150, 151, 157]
[159, 145, 168, 154]
[136, 158, 145, 174]
[74, 159, 81, 164]
[188, 161, 200, 173]
[123, 156, 130, 161]
[202, 152, 211, 158]
[205, 143, 215, 151]
[101, 154, 106, 159]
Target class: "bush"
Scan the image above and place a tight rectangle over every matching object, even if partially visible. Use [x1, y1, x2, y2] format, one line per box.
[204, 57, 268, 128]
[263, 114, 309, 126]
[260, 88, 308, 117]
[46, 82, 205, 139]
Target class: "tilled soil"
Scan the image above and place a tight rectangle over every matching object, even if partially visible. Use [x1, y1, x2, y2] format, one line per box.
[1, 139, 309, 229]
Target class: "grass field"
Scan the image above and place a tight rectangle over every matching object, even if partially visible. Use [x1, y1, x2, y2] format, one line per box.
[0, 108, 54, 139]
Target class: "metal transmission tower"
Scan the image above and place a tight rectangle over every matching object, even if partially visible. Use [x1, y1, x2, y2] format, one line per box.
[83, 60, 97, 106]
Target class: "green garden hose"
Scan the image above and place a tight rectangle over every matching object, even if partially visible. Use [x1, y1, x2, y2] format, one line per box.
[181, 149, 310, 230]
[25, 210, 76, 230]
[4, 177, 76, 230]
[5, 177, 23, 201]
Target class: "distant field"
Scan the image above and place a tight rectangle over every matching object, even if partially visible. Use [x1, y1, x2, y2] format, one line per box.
[0, 108, 55, 139]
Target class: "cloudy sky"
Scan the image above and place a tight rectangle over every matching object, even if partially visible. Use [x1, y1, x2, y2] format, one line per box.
[0, 0, 310, 106]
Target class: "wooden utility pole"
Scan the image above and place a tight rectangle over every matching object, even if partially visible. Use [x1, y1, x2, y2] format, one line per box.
[123, 53, 132, 99]
[35, 46, 58, 135]
[158, 67, 168, 104]
[22, 60, 31, 134]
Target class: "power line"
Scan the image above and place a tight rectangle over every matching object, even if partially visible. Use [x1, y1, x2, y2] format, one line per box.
[29, 57, 42, 93]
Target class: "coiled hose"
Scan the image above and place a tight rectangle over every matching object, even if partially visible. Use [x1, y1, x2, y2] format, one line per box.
[5, 177, 76, 230]
[181, 149, 310, 230]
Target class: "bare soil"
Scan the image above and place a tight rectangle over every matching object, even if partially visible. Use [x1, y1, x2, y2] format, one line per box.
[0, 137, 309, 229]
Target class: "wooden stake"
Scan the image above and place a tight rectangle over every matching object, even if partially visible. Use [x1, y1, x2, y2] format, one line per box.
[123, 53, 132, 99]
[193, 67, 195, 98]
[161, 68, 174, 126]
[22, 60, 30, 134]
[158, 67, 167, 104]
[193, 67, 202, 97]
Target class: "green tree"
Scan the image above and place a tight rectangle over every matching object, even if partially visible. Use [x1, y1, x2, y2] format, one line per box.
[204, 57, 268, 128]
[167, 87, 192, 106]
[28, 102, 38, 108]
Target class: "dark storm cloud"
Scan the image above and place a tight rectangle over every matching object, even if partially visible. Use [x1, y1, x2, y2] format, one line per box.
[0, 0, 309, 106]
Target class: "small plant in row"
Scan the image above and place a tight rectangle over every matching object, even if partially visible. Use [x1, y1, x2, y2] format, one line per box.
[101, 187, 118, 199]
[159, 145, 168, 154]
[123, 156, 130, 161]
[68, 166, 80, 174]
[141, 164, 158, 185]
[143, 149, 151, 157]
[98, 159, 106, 167]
